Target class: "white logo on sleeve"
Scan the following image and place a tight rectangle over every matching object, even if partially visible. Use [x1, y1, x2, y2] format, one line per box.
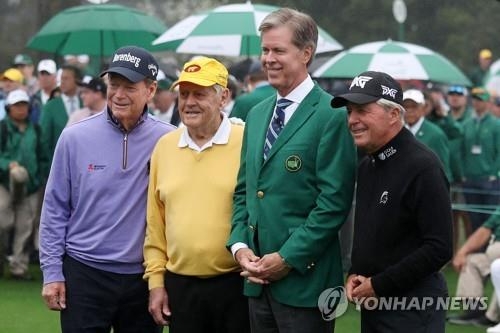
[350, 75, 373, 89]
[379, 191, 389, 204]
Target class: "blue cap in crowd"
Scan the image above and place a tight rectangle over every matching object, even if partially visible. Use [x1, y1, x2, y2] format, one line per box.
[447, 85, 467, 96]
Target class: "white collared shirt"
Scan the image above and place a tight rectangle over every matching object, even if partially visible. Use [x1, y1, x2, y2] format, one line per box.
[274, 75, 315, 125]
[178, 112, 231, 152]
[41, 91, 50, 105]
[62, 93, 78, 116]
[406, 116, 424, 136]
[154, 103, 175, 124]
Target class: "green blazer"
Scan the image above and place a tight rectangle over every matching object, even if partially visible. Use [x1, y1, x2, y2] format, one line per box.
[227, 84, 356, 307]
[230, 84, 276, 121]
[39, 96, 82, 179]
[414, 119, 452, 181]
[461, 113, 500, 180]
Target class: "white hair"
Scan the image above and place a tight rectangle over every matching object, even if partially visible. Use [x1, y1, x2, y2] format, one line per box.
[376, 98, 405, 122]
[213, 84, 229, 98]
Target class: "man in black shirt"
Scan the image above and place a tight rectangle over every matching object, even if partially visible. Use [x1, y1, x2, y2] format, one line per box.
[331, 71, 453, 332]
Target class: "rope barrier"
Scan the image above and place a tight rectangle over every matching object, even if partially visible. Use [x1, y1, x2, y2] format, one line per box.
[449, 186, 499, 214]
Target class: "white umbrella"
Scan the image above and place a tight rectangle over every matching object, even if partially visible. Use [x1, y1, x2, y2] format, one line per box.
[485, 59, 500, 95]
[152, 2, 342, 57]
[312, 40, 471, 86]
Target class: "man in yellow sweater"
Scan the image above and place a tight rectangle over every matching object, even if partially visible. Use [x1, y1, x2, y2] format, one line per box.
[143, 57, 249, 333]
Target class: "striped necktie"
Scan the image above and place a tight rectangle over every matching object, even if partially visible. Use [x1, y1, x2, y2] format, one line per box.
[263, 98, 292, 160]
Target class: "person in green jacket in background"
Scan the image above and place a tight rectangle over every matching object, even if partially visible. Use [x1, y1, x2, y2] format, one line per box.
[461, 87, 500, 232]
[230, 60, 275, 122]
[446, 85, 474, 250]
[403, 89, 452, 181]
[446, 85, 472, 183]
[0, 89, 46, 279]
[39, 64, 82, 180]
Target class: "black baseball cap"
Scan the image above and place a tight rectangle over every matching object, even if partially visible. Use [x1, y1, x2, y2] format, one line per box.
[100, 46, 159, 83]
[78, 77, 107, 95]
[331, 71, 403, 108]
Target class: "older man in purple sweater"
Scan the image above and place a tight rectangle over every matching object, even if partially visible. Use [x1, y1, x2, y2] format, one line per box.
[39, 46, 175, 333]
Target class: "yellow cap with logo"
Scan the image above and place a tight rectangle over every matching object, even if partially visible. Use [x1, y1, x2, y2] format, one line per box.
[172, 56, 228, 89]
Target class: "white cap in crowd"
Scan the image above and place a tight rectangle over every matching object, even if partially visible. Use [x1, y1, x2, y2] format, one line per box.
[402, 89, 425, 105]
[6, 89, 30, 106]
[37, 59, 57, 75]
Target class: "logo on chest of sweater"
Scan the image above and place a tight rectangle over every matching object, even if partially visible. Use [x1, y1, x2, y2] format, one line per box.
[87, 164, 106, 172]
[379, 191, 389, 204]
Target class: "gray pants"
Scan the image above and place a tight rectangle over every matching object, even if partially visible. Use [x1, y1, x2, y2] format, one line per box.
[0, 185, 39, 276]
[456, 242, 500, 321]
[248, 287, 334, 333]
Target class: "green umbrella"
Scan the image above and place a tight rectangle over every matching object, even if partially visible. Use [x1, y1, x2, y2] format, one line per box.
[312, 40, 471, 86]
[151, 1, 342, 57]
[26, 4, 166, 58]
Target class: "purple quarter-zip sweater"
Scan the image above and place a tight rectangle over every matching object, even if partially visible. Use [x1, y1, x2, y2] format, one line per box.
[40, 108, 175, 284]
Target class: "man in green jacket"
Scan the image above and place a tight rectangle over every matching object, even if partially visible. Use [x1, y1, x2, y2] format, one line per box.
[0, 89, 46, 279]
[227, 8, 356, 332]
[461, 87, 500, 232]
[403, 89, 452, 181]
[39, 64, 82, 179]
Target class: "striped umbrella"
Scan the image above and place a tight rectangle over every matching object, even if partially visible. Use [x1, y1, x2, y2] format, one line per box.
[485, 59, 500, 95]
[312, 40, 471, 86]
[151, 2, 342, 57]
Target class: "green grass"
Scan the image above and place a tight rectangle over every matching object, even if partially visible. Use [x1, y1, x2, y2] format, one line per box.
[332, 265, 492, 333]
[0, 264, 492, 332]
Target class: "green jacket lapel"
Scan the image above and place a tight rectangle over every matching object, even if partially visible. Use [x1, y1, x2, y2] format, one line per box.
[263, 85, 320, 163]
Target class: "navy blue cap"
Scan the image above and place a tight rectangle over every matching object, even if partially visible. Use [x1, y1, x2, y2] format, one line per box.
[100, 46, 158, 83]
[447, 85, 467, 96]
[331, 71, 403, 108]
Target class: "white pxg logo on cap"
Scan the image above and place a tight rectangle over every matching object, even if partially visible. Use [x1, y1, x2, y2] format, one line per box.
[101, 46, 158, 83]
